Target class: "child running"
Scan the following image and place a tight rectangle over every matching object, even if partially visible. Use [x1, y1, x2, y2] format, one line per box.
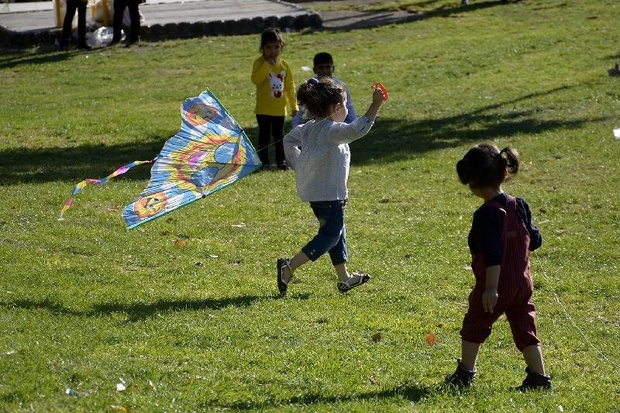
[251, 28, 298, 171]
[277, 77, 386, 295]
[446, 143, 551, 391]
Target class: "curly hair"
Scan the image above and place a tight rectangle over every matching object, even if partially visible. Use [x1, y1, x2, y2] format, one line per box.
[296, 77, 344, 119]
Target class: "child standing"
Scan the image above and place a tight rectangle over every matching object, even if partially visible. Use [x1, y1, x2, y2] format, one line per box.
[277, 78, 385, 295]
[251, 28, 299, 170]
[446, 144, 551, 391]
[292, 52, 357, 128]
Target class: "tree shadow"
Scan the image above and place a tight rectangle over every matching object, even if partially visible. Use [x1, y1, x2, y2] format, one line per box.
[90, 294, 264, 321]
[1, 84, 604, 185]
[2, 297, 84, 316]
[1, 294, 267, 322]
[0, 46, 73, 70]
[0, 128, 262, 186]
[207, 383, 431, 410]
[0, 135, 166, 186]
[351, 84, 606, 165]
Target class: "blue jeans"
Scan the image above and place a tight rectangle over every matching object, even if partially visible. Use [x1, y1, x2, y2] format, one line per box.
[301, 200, 348, 266]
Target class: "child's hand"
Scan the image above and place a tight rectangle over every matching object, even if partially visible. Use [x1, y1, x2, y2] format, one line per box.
[371, 82, 388, 103]
[482, 288, 498, 313]
[372, 88, 386, 105]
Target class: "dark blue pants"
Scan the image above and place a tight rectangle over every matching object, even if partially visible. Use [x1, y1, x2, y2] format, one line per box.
[302, 200, 348, 266]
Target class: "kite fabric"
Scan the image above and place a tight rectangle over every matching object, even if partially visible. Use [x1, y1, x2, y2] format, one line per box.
[59, 88, 262, 229]
[58, 159, 155, 221]
[123, 89, 262, 229]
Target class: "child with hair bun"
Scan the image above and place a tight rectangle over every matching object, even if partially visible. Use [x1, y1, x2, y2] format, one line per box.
[277, 77, 386, 295]
[446, 143, 551, 391]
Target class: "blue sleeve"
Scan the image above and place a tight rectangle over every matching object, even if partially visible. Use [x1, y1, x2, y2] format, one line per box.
[344, 87, 357, 124]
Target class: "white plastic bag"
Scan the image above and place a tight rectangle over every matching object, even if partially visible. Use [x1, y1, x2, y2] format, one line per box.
[85, 26, 117, 47]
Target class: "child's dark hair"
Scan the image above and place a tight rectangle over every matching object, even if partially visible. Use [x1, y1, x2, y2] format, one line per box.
[297, 77, 344, 119]
[456, 144, 520, 188]
[260, 28, 284, 51]
[313, 52, 334, 66]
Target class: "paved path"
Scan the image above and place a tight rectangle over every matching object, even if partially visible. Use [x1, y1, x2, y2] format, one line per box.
[0, 0, 417, 48]
[0, 0, 316, 33]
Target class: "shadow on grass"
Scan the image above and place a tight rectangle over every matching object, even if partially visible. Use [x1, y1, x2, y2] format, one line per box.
[2, 295, 266, 321]
[0, 128, 261, 186]
[0, 85, 604, 184]
[207, 384, 431, 410]
[0, 135, 166, 186]
[0, 47, 73, 70]
[351, 84, 604, 165]
[2, 298, 84, 316]
[90, 295, 264, 321]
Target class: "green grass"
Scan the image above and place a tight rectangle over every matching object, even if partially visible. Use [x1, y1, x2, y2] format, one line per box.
[1, 0, 620, 411]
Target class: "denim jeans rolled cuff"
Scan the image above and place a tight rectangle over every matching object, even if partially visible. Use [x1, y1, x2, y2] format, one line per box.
[301, 200, 348, 265]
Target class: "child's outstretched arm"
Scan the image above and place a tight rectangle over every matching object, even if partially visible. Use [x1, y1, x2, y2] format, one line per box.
[364, 88, 386, 122]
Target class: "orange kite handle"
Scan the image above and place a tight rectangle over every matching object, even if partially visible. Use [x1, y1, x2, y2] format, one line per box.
[372, 82, 389, 101]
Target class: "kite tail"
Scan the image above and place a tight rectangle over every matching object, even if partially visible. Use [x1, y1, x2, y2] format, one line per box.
[58, 159, 155, 221]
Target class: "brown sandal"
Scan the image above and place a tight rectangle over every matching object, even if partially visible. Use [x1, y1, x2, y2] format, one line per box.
[277, 258, 293, 296]
[337, 273, 370, 293]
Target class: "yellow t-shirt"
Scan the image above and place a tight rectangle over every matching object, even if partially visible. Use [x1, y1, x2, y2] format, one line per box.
[251, 56, 298, 117]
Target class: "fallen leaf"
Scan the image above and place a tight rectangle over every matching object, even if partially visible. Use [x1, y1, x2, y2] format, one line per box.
[425, 333, 436, 346]
[369, 376, 379, 385]
[372, 332, 382, 342]
[110, 405, 131, 412]
[175, 239, 187, 248]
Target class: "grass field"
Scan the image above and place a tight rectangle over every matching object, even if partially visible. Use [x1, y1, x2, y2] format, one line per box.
[1, 0, 620, 411]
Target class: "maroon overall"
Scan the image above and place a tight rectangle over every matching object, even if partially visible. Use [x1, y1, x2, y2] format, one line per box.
[460, 196, 540, 351]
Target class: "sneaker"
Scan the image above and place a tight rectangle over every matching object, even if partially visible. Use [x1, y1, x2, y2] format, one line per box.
[337, 273, 370, 293]
[445, 359, 476, 386]
[517, 367, 551, 391]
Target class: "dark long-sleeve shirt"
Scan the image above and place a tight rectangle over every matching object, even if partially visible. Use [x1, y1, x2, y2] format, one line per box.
[468, 193, 542, 267]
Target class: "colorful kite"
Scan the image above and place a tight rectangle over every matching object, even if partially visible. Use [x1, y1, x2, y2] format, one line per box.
[59, 89, 262, 229]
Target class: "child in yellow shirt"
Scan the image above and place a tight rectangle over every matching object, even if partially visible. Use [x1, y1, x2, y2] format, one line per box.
[251, 28, 299, 170]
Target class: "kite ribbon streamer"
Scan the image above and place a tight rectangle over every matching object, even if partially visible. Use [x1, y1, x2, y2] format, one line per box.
[58, 159, 155, 220]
